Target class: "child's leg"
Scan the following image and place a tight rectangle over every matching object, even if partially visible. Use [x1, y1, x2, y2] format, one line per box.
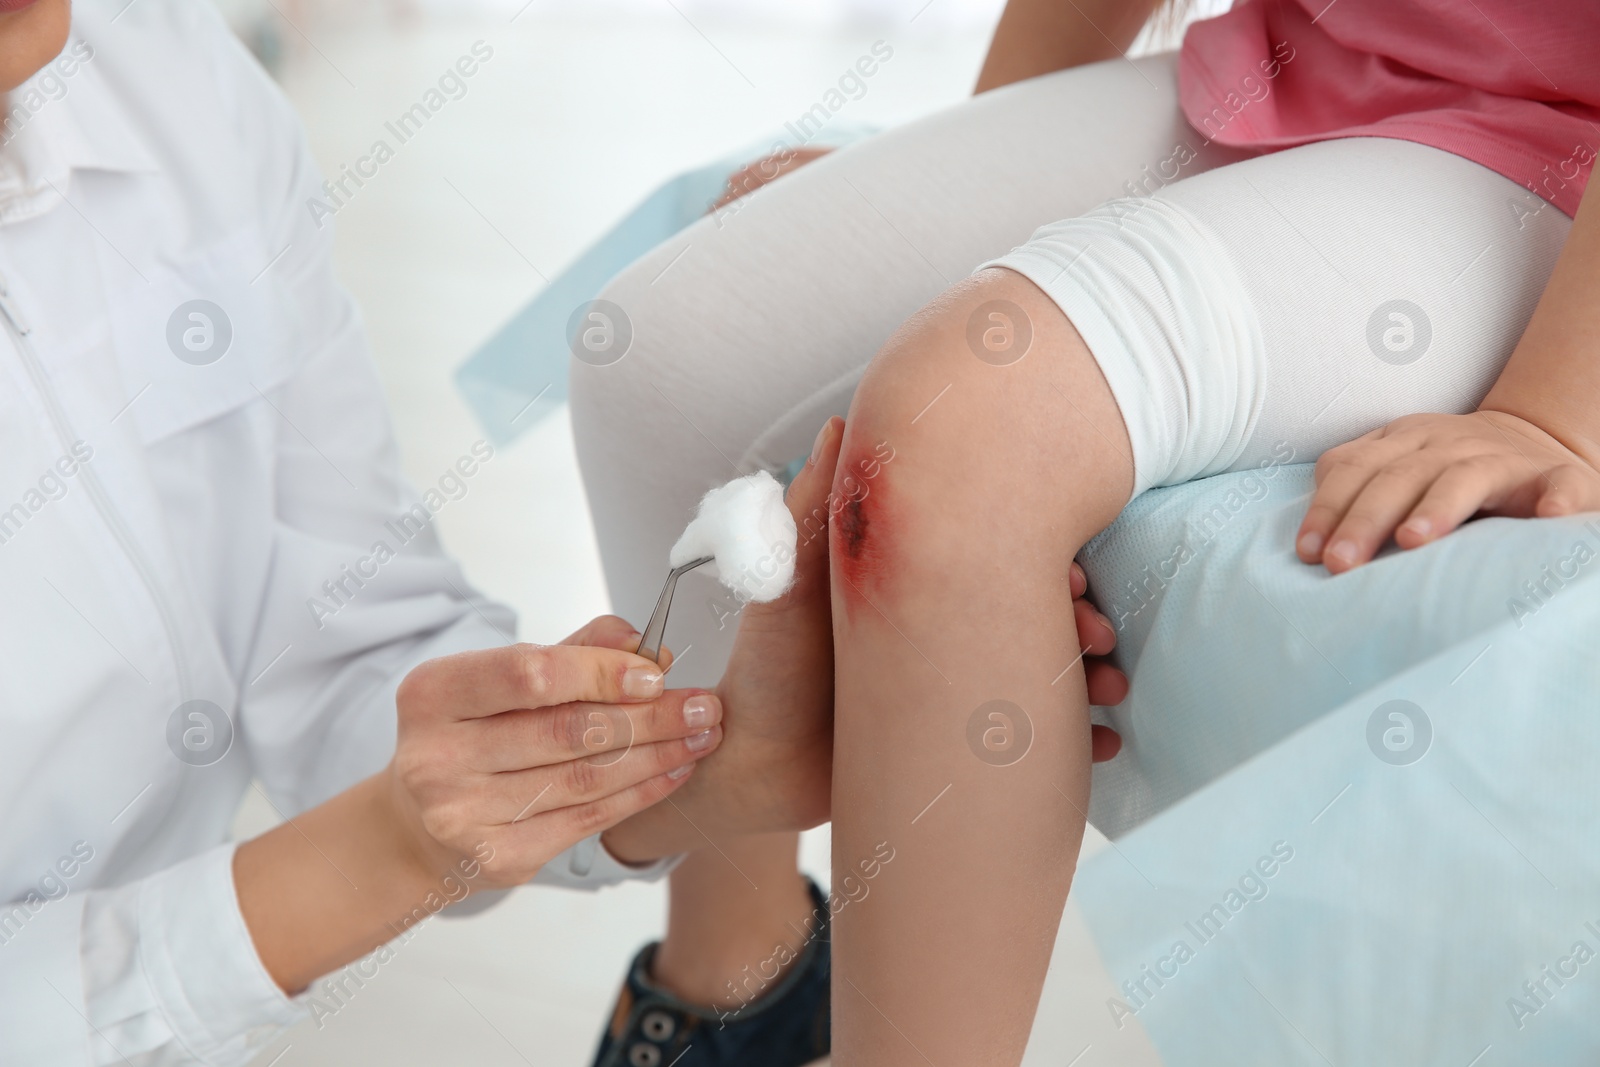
[569, 53, 1229, 1030]
[828, 268, 1132, 1064]
[826, 137, 1574, 1064]
[651, 836, 815, 1007]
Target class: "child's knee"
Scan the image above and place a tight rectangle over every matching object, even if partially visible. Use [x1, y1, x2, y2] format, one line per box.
[828, 272, 1132, 599]
[825, 331, 1021, 610]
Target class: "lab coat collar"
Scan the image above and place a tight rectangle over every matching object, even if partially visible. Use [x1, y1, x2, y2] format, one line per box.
[0, 34, 159, 226]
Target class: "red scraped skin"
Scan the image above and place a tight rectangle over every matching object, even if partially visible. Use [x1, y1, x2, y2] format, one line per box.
[831, 443, 894, 617]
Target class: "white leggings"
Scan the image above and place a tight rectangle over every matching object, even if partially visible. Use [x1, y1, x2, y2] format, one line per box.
[570, 52, 1571, 686]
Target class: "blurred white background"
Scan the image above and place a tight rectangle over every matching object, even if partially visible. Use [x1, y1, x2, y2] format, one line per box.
[217, 1, 1184, 1063]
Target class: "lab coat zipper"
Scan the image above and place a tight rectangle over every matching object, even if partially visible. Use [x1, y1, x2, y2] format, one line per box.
[0, 270, 194, 702]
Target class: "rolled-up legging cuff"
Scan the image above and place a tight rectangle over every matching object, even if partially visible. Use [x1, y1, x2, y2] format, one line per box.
[979, 194, 1268, 501]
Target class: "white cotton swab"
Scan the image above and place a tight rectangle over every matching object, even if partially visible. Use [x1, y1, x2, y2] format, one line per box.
[669, 471, 797, 603]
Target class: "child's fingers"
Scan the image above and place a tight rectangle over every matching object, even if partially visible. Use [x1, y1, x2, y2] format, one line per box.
[1533, 463, 1600, 518]
[1069, 560, 1088, 599]
[1085, 660, 1129, 707]
[1298, 460, 1383, 563]
[1394, 456, 1517, 548]
[1090, 724, 1122, 762]
[1297, 435, 1414, 562]
[1319, 455, 1451, 572]
[804, 415, 845, 479]
[709, 147, 833, 212]
[789, 416, 845, 557]
[1073, 598, 1116, 657]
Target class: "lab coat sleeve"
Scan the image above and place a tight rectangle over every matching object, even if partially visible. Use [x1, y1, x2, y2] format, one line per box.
[80, 844, 307, 1066]
[72, 841, 673, 1066]
[532, 834, 684, 889]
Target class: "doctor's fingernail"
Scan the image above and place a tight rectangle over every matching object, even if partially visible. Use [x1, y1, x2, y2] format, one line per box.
[668, 762, 696, 780]
[682, 693, 719, 729]
[623, 667, 664, 698]
[1297, 531, 1324, 557]
[686, 727, 718, 752]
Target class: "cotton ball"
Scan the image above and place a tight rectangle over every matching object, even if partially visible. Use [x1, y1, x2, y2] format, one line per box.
[669, 471, 797, 603]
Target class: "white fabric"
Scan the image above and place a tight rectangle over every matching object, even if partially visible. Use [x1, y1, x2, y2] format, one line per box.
[573, 52, 1245, 690]
[79, 846, 299, 1065]
[982, 194, 1268, 498]
[670, 472, 797, 602]
[985, 135, 1570, 498]
[0, 6, 668, 1065]
[569, 53, 1569, 693]
[530, 831, 682, 890]
[557, 49, 1593, 1065]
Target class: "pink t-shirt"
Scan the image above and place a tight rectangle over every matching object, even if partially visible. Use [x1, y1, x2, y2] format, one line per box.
[1179, 0, 1600, 216]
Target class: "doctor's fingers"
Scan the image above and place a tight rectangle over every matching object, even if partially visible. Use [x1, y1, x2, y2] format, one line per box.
[468, 689, 724, 772]
[560, 614, 674, 672]
[491, 764, 702, 877]
[396, 642, 668, 725]
[483, 728, 722, 825]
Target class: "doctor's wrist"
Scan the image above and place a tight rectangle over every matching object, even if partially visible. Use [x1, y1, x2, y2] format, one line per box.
[377, 762, 473, 889]
[235, 773, 460, 995]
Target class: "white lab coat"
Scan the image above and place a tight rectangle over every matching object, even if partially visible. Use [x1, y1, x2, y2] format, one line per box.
[0, 4, 668, 1063]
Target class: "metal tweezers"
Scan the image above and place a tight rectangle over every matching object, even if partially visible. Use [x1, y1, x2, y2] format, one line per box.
[634, 556, 713, 664]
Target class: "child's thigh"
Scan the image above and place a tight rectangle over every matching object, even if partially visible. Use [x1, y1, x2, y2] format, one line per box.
[985, 137, 1574, 498]
[571, 53, 1231, 484]
[570, 53, 1238, 680]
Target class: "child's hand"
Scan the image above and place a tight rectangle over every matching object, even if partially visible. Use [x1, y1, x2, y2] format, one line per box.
[1297, 409, 1600, 573]
[709, 146, 834, 212]
[601, 418, 844, 860]
[1071, 560, 1130, 760]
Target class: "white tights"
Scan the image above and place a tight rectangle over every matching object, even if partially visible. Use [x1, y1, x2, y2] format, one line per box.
[570, 52, 1570, 683]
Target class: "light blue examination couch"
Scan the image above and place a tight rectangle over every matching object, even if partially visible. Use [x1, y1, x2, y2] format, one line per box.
[457, 144, 1600, 1066]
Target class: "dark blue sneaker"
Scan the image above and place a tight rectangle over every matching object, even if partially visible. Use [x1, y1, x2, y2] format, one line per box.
[590, 879, 831, 1067]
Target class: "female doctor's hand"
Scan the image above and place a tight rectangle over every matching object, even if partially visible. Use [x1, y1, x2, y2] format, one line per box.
[383, 626, 725, 889]
[236, 624, 723, 996]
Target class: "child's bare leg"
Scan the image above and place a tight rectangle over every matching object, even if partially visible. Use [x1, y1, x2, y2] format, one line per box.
[829, 268, 1134, 1064]
[651, 834, 815, 1006]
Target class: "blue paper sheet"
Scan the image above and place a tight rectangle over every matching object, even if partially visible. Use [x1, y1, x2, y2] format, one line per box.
[1074, 463, 1600, 1064]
